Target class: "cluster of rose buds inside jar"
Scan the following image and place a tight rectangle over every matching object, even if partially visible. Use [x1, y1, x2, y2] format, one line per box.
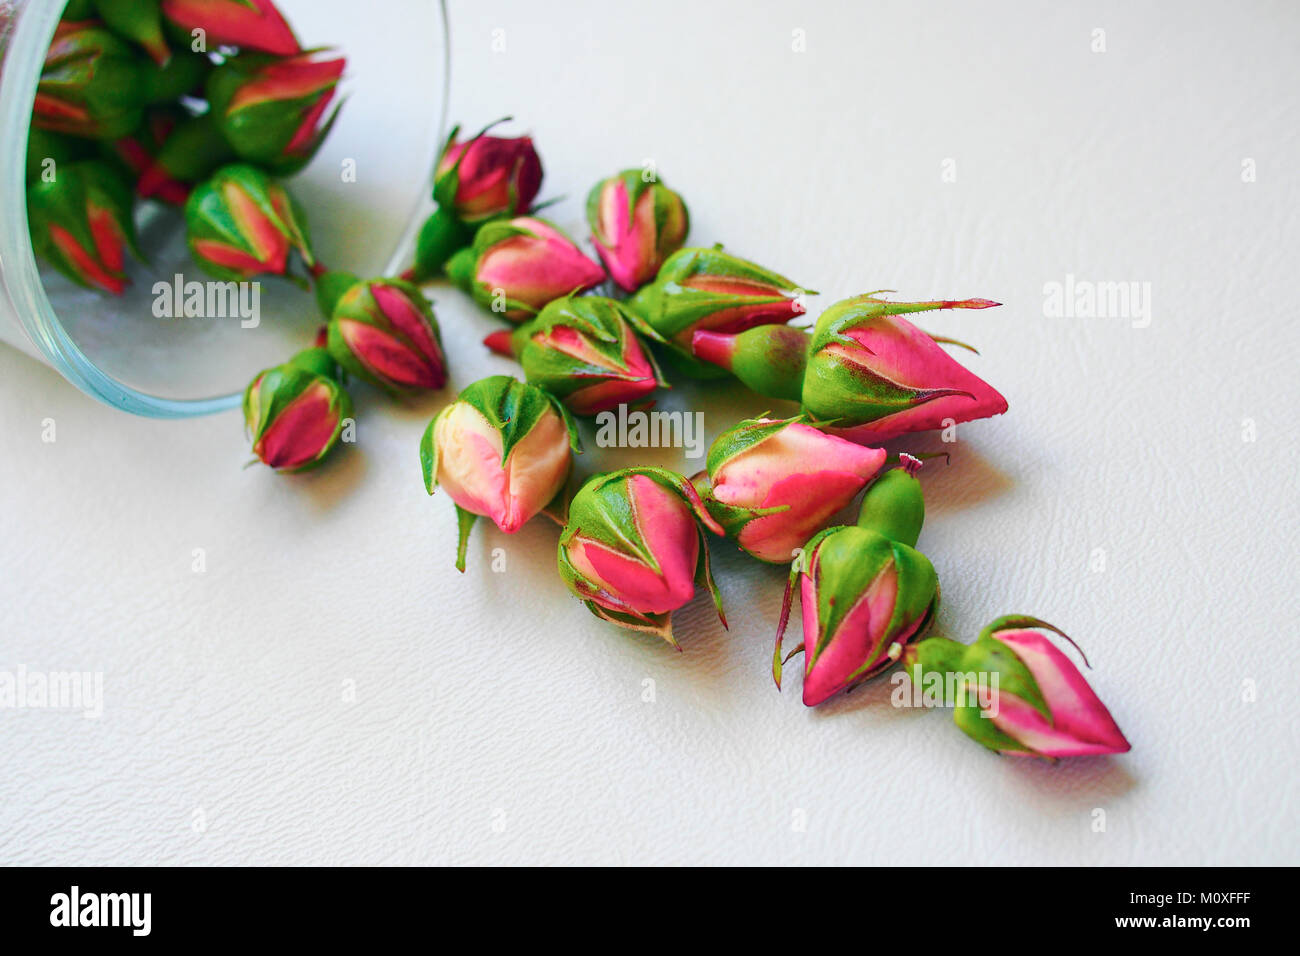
[27, 0, 1131, 761]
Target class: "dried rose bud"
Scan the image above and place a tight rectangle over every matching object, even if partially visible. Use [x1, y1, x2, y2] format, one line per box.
[904, 617, 1131, 758]
[587, 170, 689, 292]
[497, 295, 666, 416]
[94, 0, 171, 66]
[558, 467, 725, 646]
[624, 246, 813, 377]
[160, 0, 299, 56]
[206, 50, 345, 175]
[184, 163, 314, 280]
[445, 217, 605, 322]
[774, 457, 938, 705]
[801, 293, 1008, 443]
[421, 376, 579, 571]
[701, 416, 885, 564]
[434, 120, 543, 224]
[243, 347, 352, 472]
[34, 24, 146, 140]
[27, 159, 141, 295]
[327, 278, 447, 392]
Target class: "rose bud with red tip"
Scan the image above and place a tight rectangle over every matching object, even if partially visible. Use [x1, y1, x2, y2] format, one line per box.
[625, 246, 814, 378]
[774, 456, 939, 706]
[700, 416, 886, 564]
[244, 347, 352, 472]
[434, 120, 542, 225]
[206, 50, 345, 175]
[326, 278, 447, 392]
[27, 160, 141, 295]
[557, 467, 726, 646]
[587, 170, 689, 293]
[160, 0, 299, 56]
[94, 0, 171, 65]
[490, 295, 667, 416]
[445, 216, 605, 322]
[801, 293, 1008, 443]
[421, 376, 579, 571]
[184, 163, 314, 281]
[904, 616, 1131, 759]
[34, 24, 146, 140]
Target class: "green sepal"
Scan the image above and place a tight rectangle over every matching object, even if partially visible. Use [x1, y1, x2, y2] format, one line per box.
[411, 206, 473, 281]
[315, 270, 360, 320]
[445, 246, 476, 290]
[25, 128, 94, 184]
[902, 636, 969, 703]
[148, 112, 233, 182]
[857, 465, 926, 548]
[418, 406, 447, 495]
[94, 0, 170, 66]
[953, 698, 1037, 756]
[139, 50, 209, 103]
[455, 375, 580, 465]
[960, 634, 1051, 723]
[454, 505, 477, 573]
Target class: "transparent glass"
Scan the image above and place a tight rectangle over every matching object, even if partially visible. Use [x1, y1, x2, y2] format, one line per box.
[0, 0, 449, 416]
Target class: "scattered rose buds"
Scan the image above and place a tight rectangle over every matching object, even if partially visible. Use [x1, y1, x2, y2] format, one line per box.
[27, 159, 141, 295]
[434, 121, 542, 225]
[445, 217, 605, 321]
[35, 24, 146, 139]
[904, 616, 1131, 758]
[206, 50, 346, 175]
[160, 0, 300, 57]
[699, 416, 886, 564]
[587, 170, 689, 292]
[421, 376, 579, 571]
[244, 346, 352, 472]
[801, 294, 1008, 443]
[184, 163, 314, 280]
[774, 456, 939, 705]
[624, 247, 813, 377]
[557, 467, 726, 645]
[491, 294, 666, 416]
[327, 278, 447, 392]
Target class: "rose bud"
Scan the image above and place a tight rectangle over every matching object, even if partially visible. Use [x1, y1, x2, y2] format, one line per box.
[94, 0, 171, 65]
[801, 293, 1008, 443]
[773, 455, 939, 705]
[34, 24, 146, 140]
[557, 466, 726, 646]
[488, 295, 667, 416]
[903, 616, 1131, 759]
[206, 50, 346, 175]
[26, 127, 95, 185]
[700, 416, 886, 564]
[586, 170, 689, 292]
[624, 247, 814, 377]
[326, 278, 447, 392]
[160, 0, 300, 56]
[434, 120, 543, 225]
[445, 217, 605, 322]
[243, 347, 352, 472]
[184, 163, 315, 281]
[27, 160, 141, 295]
[420, 376, 579, 571]
[690, 324, 811, 403]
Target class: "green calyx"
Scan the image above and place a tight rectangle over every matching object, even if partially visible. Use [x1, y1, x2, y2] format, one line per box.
[856, 457, 926, 548]
[37, 26, 146, 139]
[411, 207, 473, 281]
[140, 50, 209, 104]
[708, 324, 810, 402]
[516, 295, 668, 404]
[314, 270, 360, 321]
[419, 375, 580, 496]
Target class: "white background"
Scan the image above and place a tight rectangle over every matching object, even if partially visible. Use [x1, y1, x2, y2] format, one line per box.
[2, 0, 1297, 865]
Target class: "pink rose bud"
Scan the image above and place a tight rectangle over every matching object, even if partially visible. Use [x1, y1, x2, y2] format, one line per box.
[802, 293, 1008, 443]
[558, 467, 726, 646]
[434, 120, 543, 224]
[701, 416, 886, 563]
[904, 616, 1131, 759]
[421, 376, 579, 571]
[27, 160, 141, 296]
[497, 295, 667, 416]
[445, 217, 606, 322]
[206, 50, 346, 175]
[160, 0, 300, 56]
[243, 347, 352, 472]
[586, 170, 689, 292]
[327, 278, 447, 392]
[184, 163, 314, 280]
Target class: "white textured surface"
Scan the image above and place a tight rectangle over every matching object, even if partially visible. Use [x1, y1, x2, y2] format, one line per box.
[2, 0, 1298, 865]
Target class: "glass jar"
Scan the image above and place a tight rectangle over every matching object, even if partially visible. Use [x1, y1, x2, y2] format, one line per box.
[0, 0, 449, 416]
